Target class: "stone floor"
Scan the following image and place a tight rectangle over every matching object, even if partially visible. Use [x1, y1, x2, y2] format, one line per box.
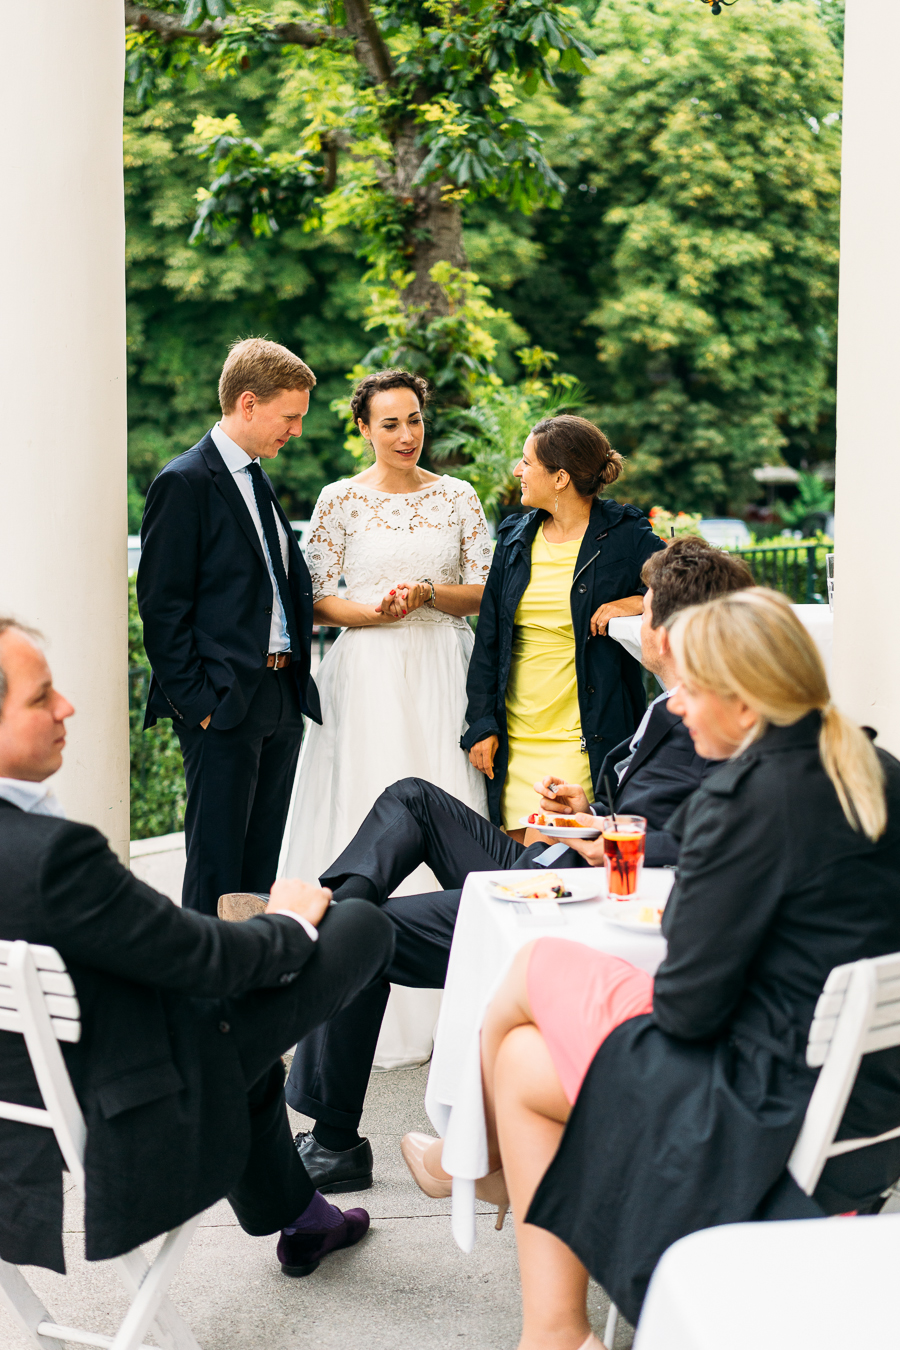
[0, 1064, 631, 1350]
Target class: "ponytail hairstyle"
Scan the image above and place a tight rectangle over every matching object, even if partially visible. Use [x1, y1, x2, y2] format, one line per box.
[668, 589, 887, 841]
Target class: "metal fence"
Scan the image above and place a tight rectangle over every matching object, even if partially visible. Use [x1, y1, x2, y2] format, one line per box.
[729, 543, 828, 605]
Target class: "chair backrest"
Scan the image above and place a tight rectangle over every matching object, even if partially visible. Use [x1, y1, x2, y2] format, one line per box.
[789, 950, 900, 1196]
[0, 940, 86, 1186]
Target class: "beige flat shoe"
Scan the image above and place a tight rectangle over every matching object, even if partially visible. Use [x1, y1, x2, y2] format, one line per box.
[217, 892, 268, 922]
[400, 1133, 510, 1230]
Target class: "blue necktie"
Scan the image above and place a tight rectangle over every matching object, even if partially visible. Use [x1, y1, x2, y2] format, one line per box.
[247, 460, 300, 652]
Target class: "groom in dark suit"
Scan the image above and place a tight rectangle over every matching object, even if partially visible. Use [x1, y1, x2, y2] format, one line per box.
[284, 538, 755, 1191]
[137, 338, 322, 916]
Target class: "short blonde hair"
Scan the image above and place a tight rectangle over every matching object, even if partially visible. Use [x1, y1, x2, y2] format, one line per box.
[669, 589, 887, 841]
[218, 338, 316, 415]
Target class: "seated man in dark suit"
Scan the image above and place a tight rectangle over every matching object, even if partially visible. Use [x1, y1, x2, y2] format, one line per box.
[0, 618, 394, 1279]
[284, 539, 753, 1192]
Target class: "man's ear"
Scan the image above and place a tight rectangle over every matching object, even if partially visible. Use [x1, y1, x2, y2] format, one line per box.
[657, 626, 672, 660]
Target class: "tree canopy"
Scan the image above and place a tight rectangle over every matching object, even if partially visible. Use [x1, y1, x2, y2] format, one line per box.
[123, 0, 843, 524]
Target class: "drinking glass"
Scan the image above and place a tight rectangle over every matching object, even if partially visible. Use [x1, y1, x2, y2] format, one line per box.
[826, 553, 834, 612]
[600, 815, 647, 897]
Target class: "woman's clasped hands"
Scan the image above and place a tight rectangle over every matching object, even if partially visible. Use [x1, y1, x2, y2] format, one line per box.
[374, 582, 431, 621]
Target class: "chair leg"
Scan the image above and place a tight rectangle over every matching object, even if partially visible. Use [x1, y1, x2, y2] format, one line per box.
[0, 1258, 66, 1350]
[114, 1240, 202, 1350]
[110, 1219, 203, 1350]
[603, 1300, 619, 1349]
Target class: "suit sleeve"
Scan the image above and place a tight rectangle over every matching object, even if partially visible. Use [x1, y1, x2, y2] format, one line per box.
[137, 470, 219, 727]
[39, 823, 316, 997]
[461, 544, 504, 750]
[652, 771, 791, 1039]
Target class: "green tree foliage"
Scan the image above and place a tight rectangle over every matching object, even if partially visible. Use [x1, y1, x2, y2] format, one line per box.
[125, 60, 370, 524]
[123, 0, 843, 525]
[128, 576, 186, 839]
[500, 0, 842, 512]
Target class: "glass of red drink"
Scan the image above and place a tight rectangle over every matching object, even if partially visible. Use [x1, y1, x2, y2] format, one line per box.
[600, 815, 647, 897]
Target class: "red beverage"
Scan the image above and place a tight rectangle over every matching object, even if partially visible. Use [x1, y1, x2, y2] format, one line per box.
[600, 815, 647, 897]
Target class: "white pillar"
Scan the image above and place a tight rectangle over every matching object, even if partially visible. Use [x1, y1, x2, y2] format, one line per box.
[831, 0, 900, 754]
[0, 3, 129, 858]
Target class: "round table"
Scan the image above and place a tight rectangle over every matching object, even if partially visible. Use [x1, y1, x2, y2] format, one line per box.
[424, 866, 673, 1252]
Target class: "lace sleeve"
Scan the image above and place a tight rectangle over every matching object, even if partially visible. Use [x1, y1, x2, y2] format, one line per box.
[305, 486, 345, 601]
[456, 483, 493, 584]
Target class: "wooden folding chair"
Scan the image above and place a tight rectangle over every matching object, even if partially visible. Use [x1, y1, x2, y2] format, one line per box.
[603, 950, 900, 1349]
[0, 939, 204, 1350]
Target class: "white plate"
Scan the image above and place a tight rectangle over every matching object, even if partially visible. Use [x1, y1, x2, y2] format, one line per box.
[518, 815, 601, 840]
[597, 897, 665, 933]
[486, 870, 603, 904]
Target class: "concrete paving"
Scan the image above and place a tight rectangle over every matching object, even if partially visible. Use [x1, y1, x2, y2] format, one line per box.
[0, 1065, 631, 1350]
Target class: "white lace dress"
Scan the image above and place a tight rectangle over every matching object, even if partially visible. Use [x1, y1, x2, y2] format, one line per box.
[280, 475, 492, 1066]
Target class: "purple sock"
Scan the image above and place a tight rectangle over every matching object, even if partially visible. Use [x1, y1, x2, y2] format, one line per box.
[283, 1190, 344, 1235]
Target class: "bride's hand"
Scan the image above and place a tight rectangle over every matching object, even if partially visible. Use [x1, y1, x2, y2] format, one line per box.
[372, 589, 403, 622]
[397, 583, 429, 614]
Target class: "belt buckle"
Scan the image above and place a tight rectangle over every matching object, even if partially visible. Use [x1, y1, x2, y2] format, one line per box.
[274, 651, 288, 670]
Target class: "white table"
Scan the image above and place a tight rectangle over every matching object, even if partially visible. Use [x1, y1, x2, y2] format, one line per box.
[424, 867, 672, 1252]
[633, 1214, 900, 1350]
[609, 603, 833, 679]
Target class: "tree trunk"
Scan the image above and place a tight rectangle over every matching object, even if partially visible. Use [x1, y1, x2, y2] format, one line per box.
[392, 124, 466, 317]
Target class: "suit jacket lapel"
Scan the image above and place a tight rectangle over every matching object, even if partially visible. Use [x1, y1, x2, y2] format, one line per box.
[198, 433, 268, 570]
[618, 701, 679, 788]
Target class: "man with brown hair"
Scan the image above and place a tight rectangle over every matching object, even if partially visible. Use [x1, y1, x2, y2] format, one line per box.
[137, 338, 322, 916]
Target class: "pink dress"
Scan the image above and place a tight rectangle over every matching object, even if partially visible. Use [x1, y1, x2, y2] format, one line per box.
[526, 939, 654, 1105]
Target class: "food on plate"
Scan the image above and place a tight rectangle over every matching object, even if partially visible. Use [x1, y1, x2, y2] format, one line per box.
[527, 813, 586, 829]
[638, 905, 664, 926]
[491, 872, 572, 901]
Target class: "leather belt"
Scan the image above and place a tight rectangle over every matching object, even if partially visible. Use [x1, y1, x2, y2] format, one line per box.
[265, 652, 292, 670]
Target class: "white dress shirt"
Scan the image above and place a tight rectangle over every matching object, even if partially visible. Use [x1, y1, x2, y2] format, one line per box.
[0, 777, 66, 817]
[614, 686, 674, 783]
[0, 774, 317, 941]
[211, 422, 292, 653]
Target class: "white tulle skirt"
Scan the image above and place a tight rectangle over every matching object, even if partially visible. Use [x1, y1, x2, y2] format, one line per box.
[280, 617, 488, 1068]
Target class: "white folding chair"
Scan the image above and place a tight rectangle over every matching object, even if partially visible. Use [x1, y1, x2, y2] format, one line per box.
[604, 950, 900, 1349]
[0, 939, 204, 1350]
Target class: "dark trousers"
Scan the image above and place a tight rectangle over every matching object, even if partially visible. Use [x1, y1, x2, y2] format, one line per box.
[222, 899, 394, 1234]
[176, 669, 305, 916]
[286, 777, 556, 1129]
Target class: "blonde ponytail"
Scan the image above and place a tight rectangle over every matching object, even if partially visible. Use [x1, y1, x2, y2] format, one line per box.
[669, 589, 887, 841]
[818, 703, 886, 841]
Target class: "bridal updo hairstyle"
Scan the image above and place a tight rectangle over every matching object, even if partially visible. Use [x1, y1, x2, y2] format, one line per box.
[350, 368, 430, 428]
[529, 414, 624, 499]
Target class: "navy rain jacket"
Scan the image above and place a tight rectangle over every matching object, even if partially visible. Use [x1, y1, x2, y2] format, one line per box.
[461, 497, 665, 825]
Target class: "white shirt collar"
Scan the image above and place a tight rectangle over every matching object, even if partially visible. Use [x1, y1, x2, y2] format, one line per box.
[0, 778, 66, 818]
[211, 422, 255, 474]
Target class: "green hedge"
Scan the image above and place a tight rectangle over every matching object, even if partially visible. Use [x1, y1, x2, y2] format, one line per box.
[128, 576, 186, 841]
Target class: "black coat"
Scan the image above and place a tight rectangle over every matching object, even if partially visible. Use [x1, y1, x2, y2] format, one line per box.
[592, 701, 714, 866]
[137, 431, 321, 731]
[461, 498, 664, 824]
[528, 715, 900, 1324]
[0, 799, 318, 1273]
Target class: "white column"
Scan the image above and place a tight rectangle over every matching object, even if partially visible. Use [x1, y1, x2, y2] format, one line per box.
[0, 2, 129, 858]
[831, 0, 900, 754]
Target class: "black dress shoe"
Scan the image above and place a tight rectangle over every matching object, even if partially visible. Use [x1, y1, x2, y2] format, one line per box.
[293, 1131, 374, 1193]
[277, 1207, 370, 1276]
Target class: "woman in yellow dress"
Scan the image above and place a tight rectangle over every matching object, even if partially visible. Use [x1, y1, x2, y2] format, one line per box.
[462, 415, 664, 837]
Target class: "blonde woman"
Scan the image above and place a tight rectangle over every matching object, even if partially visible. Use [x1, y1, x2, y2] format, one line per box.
[406, 590, 900, 1348]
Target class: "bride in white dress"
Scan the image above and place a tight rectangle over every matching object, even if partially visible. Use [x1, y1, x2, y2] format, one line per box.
[281, 369, 492, 1063]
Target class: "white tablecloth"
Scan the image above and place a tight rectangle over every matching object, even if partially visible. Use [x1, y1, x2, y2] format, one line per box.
[609, 603, 833, 679]
[425, 867, 672, 1252]
[633, 1214, 900, 1350]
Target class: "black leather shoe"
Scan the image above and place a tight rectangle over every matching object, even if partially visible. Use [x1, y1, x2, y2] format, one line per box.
[277, 1206, 370, 1276]
[294, 1131, 374, 1193]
